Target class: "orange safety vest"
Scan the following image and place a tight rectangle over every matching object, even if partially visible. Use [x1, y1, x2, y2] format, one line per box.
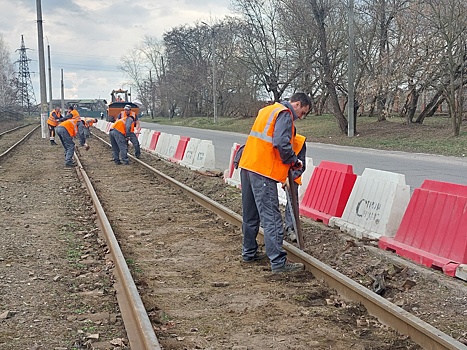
[83, 117, 96, 128]
[58, 117, 80, 137]
[47, 111, 61, 127]
[292, 133, 306, 185]
[118, 111, 136, 132]
[239, 103, 295, 183]
[111, 115, 127, 136]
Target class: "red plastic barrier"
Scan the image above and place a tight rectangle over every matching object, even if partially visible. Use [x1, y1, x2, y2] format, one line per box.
[299, 161, 357, 225]
[225, 143, 241, 180]
[148, 131, 161, 151]
[169, 136, 190, 163]
[379, 180, 467, 277]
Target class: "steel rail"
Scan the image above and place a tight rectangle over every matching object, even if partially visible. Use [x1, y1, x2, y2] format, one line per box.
[0, 125, 40, 161]
[93, 133, 466, 350]
[0, 124, 31, 137]
[73, 153, 161, 350]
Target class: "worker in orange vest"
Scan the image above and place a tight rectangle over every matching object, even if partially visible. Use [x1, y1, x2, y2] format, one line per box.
[47, 106, 62, 145]
[59, 105, 80, 123]
[55, 116, 88, 167]
[238, 92, 311, 273]
[109, 112, 133, 165]
[81, 117, 98, 139]
[117, 105, 140, 158]
[233, 133, 307, 244]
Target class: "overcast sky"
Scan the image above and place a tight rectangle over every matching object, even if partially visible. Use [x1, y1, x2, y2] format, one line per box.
[1, 0, 233, 102]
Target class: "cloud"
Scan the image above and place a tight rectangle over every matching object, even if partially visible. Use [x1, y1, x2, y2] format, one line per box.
[2, 0, 232, 101]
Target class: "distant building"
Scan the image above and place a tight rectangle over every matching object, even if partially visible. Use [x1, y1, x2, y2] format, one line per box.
[49, 99, 107, 118]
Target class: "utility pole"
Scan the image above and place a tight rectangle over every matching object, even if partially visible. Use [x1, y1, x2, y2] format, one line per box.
[60, 69, 65, 111]
[15, 35, 37, 114]
[47, 44, 52, 112]
[347, 0, 355, 137]
[36, 0, 48, 138]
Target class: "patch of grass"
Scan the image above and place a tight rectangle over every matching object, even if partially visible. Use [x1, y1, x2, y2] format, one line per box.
[60, 223, 85, 268]
[125, 258, 142, 273]
[82, 322, 97, 332]
[141, 114, 467, 157]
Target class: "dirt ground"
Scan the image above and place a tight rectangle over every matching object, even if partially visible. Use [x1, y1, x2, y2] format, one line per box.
[1, 120, 466, 349]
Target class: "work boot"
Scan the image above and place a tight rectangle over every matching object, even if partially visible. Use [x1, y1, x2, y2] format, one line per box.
[242, 252, 267, 263]
[272, 261, 304, 274]
[65, 161, 77, 167]
[50, 140, 58, 145]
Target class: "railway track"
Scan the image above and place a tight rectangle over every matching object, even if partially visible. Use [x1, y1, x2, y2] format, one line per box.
[1, 124, 466, 350]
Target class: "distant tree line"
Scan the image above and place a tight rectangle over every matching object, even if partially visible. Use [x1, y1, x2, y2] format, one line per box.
[119, 0, 467, 136]
[0, 34, 22, 118]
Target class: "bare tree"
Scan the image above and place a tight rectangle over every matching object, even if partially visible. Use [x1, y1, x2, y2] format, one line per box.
[0, 35, 18, 110]
[422, 0, 467, 136]
[277, 0, 321, 107]
[119, 48, 151, 114]
[304, 0, 348, 133]
[232, 0, 302, 101]
[162, 25, 212, 117]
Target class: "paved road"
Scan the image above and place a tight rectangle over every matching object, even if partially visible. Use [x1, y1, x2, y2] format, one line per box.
[141, 122, 467, 190]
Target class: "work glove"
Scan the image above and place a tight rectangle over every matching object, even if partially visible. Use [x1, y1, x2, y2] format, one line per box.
[291, 159, 303, 171]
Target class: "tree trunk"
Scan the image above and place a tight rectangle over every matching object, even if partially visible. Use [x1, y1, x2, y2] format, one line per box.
[415, 90, 444, 124]
[309, 0, 347, 133]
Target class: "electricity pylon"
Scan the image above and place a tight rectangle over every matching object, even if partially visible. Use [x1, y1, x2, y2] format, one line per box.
[15, 35, 37, 114]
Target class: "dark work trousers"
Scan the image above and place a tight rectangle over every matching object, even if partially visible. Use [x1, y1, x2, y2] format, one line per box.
[109, 129, 129, 164]
[56, 126, 75, 165]
[127, 132, 141, 158]
[240, 169, 287, 270]
[83, 127, 90, 139]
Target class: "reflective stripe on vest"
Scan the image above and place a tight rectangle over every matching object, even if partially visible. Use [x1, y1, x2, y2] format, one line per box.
[239, 103, 295, 183]
[248, 106, 284, 143]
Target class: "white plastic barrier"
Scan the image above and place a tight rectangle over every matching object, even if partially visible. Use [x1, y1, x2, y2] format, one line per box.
[138, 128, 151, 149]
[277, 157, 314, 206]
[95, 120, 103, 131]
[101, 121, 111, 134]
[143, 130, 156, 151]
[187, 140, 216, 171]
[226, 168, 241, 188]
[329, 168, 410, 240]
[154, 133, 172, 156]
[456, 264, 467, 281]
[106, 121, 112, 133]
[180, 138, 201, 168]
[162, 134, 181, 159]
